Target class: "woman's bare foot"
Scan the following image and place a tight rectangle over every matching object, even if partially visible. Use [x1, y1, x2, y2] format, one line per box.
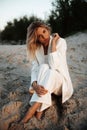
[35, 111, 44, 120]
[21, 102, 41, 123]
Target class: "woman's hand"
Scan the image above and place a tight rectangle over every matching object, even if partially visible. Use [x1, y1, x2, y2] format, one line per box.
[51, 33, 60, 52]
[33, 84, 48, 97]
[52, 33, 60, 44]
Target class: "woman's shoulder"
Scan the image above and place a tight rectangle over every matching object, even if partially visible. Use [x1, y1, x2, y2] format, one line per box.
[59, 37, 66, 43]
[57, 37, 66, 47]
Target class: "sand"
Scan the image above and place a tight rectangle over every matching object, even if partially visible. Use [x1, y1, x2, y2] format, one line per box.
[0, 32, 87, 130]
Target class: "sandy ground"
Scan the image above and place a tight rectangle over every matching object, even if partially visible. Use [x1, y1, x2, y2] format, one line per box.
[0, 32, 87, 130]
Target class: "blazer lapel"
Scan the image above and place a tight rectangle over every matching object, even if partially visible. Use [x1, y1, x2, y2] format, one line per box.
[36, 46, 45, 64]
[35, 36, 52, 64]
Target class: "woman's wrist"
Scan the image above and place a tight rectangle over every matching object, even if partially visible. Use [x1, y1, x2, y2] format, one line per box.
[32, 81, 37, 89]
[51, 41, 56, 52]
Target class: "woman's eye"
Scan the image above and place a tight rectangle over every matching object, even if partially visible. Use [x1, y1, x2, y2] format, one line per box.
[43, 30, 46, 33]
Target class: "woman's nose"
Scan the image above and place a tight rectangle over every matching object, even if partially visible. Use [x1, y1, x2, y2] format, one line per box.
[42, 35, 45, 39]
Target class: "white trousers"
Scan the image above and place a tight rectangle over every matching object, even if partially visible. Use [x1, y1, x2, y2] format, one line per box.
[30, 64, 63, 112]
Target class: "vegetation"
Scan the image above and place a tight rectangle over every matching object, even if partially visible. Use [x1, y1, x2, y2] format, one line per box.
[1, 16, 42, 42]
[0, 0, 87, 43]
[48, 0, 87, 36]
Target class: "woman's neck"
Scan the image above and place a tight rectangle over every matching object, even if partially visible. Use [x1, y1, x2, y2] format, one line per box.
[43, 45, 48, 55]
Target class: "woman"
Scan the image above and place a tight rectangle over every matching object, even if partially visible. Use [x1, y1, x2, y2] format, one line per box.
[22, 21, 73, 123]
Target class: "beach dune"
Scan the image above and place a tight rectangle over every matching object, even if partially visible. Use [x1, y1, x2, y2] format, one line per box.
[0, 32, 87, 130]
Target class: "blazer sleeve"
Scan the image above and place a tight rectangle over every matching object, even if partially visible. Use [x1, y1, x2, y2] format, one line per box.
[30, 58, 39, 84]
[48, 38, 67, 70]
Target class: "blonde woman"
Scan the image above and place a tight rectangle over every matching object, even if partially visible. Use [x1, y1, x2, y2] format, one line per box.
[22, 21, 73, 123]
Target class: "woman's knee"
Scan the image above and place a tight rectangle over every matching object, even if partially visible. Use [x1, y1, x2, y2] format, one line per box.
[39, 64, 49, 70]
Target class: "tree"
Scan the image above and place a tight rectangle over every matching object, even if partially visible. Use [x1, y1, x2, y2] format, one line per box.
[47, 0, 87, 36]
[1, 15, 42, 42]
[71, 0, 87, 30]
[47, 0, 72, 35]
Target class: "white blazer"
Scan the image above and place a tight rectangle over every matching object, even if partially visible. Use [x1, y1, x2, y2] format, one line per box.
[29, 37, 73, 103]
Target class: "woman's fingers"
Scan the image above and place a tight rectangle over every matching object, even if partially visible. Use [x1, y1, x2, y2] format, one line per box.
[52, 33, 60, 43]
[40, 86, 48, 93]
[36, 85, 48, 96]
[39, 90, 48, 95]
[37, 89, 48, 95]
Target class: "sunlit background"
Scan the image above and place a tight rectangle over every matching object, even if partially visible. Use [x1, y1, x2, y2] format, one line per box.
[0, 0, 87, 42]
[0, 0, 52, 30]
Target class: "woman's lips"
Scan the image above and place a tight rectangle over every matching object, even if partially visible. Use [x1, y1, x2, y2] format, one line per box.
[44, 38, 49, 43]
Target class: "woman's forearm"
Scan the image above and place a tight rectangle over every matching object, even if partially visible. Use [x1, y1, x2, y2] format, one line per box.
[51, 42, 56, 52]
[51, 33, 60, 52]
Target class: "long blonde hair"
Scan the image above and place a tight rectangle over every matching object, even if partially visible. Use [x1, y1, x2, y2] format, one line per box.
[26, 21, 51, 61]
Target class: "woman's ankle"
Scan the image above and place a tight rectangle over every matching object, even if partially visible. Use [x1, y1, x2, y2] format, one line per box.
[35, 111, 44, 120]
[21, 102, 41, 123]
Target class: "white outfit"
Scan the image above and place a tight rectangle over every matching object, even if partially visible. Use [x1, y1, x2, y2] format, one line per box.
[28, 37, 73, 112]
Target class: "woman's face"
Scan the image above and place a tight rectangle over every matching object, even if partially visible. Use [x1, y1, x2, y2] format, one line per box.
[36, 27, 50, 46]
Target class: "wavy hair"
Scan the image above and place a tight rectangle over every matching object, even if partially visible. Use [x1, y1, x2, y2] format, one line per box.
[26, 21, 51, 61]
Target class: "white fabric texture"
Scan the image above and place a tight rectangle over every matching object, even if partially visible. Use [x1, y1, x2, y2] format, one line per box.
[30, 64, 63, 111]
[29, 37, 73, 111]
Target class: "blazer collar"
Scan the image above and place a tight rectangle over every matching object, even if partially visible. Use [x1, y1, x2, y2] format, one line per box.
[35, 36, 52, 64]
[35, 45, 44, 64]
